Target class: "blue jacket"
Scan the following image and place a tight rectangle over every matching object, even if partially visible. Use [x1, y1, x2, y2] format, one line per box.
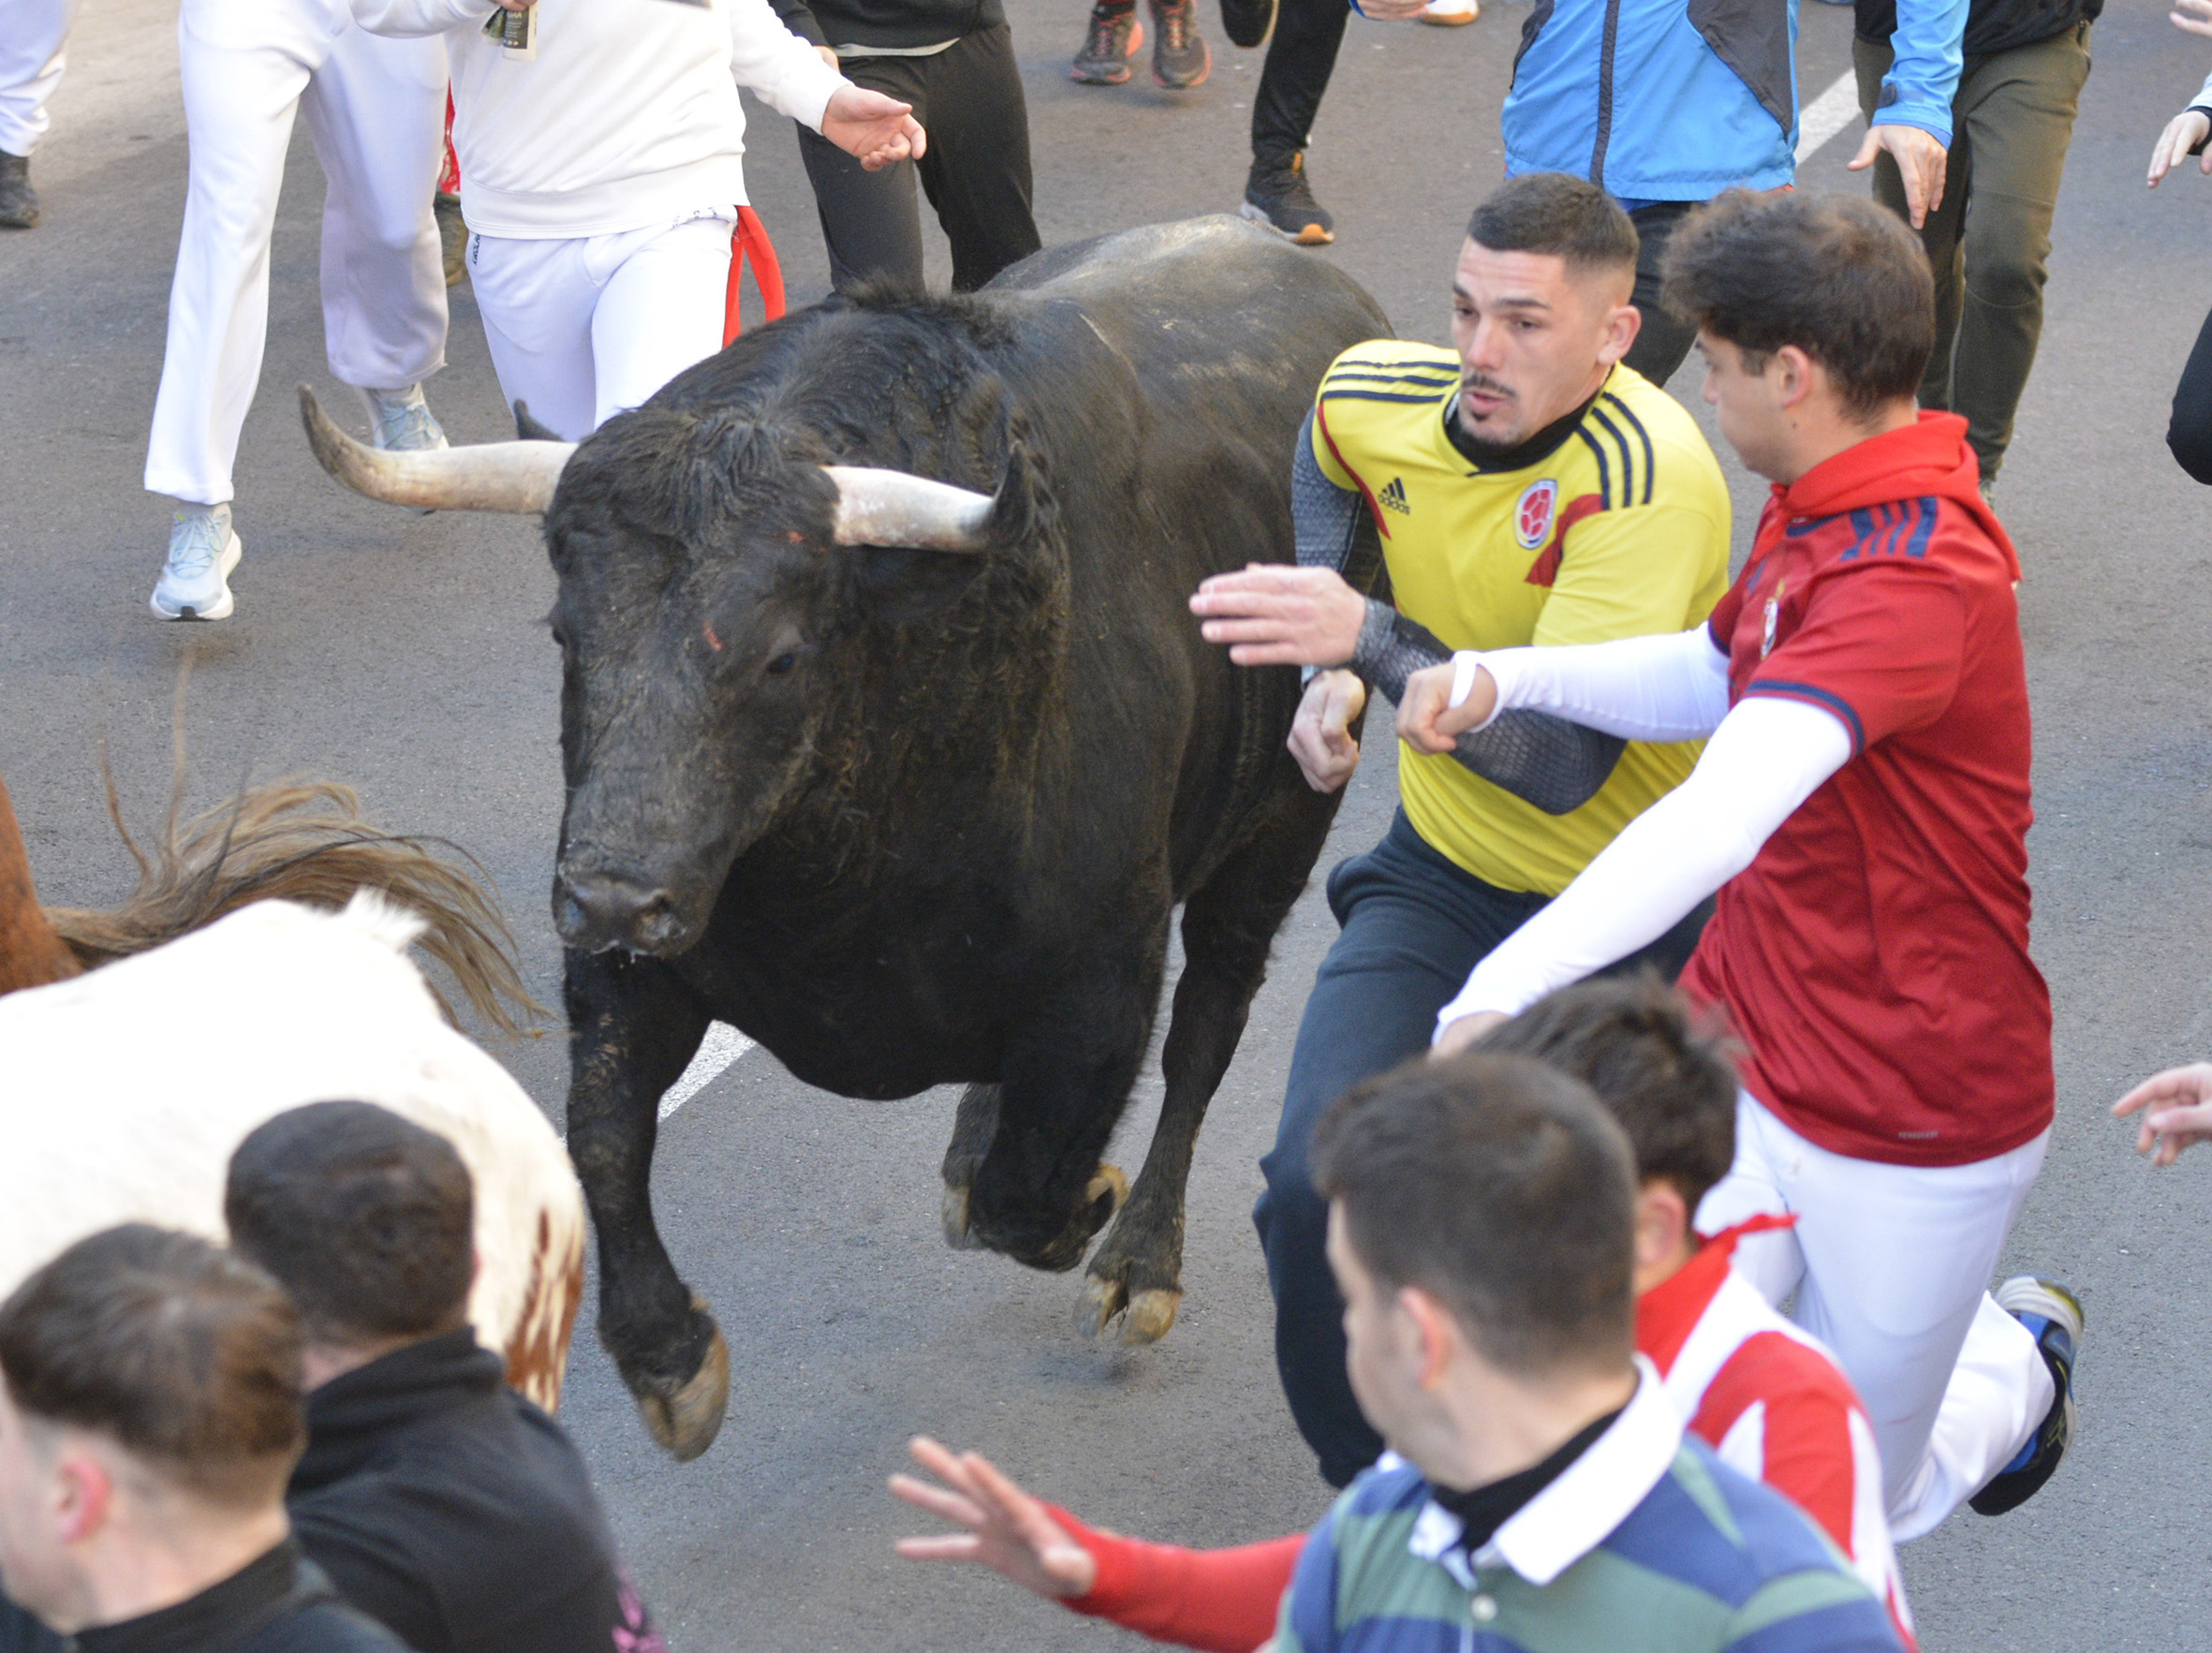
[1502, 0, 1966, 202]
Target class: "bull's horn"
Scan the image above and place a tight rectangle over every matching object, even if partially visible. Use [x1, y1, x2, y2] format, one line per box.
[824, 465, 996, 553]
[299, 386, 575, 514]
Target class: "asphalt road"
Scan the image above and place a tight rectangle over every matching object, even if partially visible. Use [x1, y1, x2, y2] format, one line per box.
[5, 4, 2211, 1648]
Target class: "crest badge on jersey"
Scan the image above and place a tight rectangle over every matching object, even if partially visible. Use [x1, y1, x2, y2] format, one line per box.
[1514, 480, 1557, 550]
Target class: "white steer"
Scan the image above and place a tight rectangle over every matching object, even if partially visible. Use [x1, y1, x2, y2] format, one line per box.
[0, 892, 585, 1409]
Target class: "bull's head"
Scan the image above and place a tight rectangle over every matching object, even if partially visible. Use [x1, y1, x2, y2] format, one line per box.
[299, 387, 1027, 959]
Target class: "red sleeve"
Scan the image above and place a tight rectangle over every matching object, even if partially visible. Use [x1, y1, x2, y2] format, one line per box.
[1049, 1505, 1304, 1653]
[1691, 1336, 1861, 1557]
[1743, 560, 1964, 755]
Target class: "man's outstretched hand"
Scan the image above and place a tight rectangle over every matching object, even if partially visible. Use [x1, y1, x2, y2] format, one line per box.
[1848, 123, 1949, 229]
[2113, 1063, 2212, 1166]
[890, 1436, 1099, 1601]
[1190, 565, 1366, 669]
[823, 85, 926, 171]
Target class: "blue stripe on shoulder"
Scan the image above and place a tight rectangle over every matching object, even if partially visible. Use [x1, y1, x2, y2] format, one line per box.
[1600, 392, 1657, 504]
[1719, 1596, 1903, 1653]
[1289, 1507, 1346, 1653]
[1741, 681, 1865, 753]
[1324, 369, 1461, 388]
[1901, 495, 1939, 557]
[1586, 404, 1637, 510]
[1599, 1461, 1766, 1609]
[1574, 427, 1614, 509]
[1346, 1459, 1431, 1519]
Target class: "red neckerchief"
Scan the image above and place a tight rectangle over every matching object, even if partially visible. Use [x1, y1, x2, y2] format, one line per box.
[1634, 1213, 1797, 1377]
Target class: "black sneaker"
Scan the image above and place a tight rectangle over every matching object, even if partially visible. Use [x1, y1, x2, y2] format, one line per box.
[1149, 0, 1211, 88]
[1241, 151, 1333, 245]
[0, 151, 38, 229]
[1969, 1276, 2083, 1516]
[1217, 0, 1277, 47]
[1070, 3, 1143, 83]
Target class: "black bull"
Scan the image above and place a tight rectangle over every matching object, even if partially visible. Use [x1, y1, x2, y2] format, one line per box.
[549, 218, 1389, 1460]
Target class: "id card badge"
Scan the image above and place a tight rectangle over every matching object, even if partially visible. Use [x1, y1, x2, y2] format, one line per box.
[483, 3, 538, 60]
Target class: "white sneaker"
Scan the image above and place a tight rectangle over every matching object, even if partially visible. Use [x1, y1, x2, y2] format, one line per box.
[151, 505, 242, 622]
[360, 383, 449, 451]
[1419, 0, 1478, 23]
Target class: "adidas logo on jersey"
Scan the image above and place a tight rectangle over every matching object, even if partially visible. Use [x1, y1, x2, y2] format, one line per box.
[1379, 478, 1410, 515]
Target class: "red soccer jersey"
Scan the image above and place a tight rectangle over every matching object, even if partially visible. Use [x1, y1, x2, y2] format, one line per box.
[1677, 412, 2053, 1167]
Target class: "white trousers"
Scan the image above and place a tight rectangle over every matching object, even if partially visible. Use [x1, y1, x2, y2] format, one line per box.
[0, 0, 76, 155]
[1697, 1092, 2055, 1542]
[144, 0, 448, 506]
[465, 213, 734, 442]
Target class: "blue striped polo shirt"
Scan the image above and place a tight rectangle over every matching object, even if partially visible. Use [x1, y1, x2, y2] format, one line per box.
[1274, 1363, 1904, 1653]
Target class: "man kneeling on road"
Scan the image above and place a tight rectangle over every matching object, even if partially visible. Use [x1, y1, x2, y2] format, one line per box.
[225, 1101, 660, 1653]
[896, 1043, 1908, 1653]
[1402, 189, 2079, 1541]
[1187, 169, 1732, 1487]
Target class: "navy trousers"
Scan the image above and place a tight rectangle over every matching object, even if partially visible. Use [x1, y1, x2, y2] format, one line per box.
[1253, 810, 1712, 1485]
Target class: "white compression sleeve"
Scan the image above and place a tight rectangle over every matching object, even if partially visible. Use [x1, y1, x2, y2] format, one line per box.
[1432, 696, 1855, 1036]
[1458, 627, 1733, 744]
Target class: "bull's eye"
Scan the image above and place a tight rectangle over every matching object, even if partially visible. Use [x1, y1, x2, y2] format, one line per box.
[765, 652, 798, 676]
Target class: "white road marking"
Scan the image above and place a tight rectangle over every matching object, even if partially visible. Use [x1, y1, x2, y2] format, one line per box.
[1796, 70, 1864, 164]
[658, 1021, 755, 1121]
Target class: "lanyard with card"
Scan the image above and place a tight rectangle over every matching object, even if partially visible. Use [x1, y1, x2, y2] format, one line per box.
[483, 3, 538, 60]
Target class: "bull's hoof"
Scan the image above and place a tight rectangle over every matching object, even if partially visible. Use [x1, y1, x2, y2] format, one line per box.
[635, 1306, 730, 1463]
[941, 1184, 986, 1251]
[1076, 1275, 1183, 1346]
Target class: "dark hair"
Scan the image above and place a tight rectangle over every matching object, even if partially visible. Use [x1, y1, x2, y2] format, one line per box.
[225, 1101, 475, 1346]
[1466, 172, 1639, 276]
[1659, 189, 1936, 418]
[0, 1225, 303, 1508]
[1311, 1054, 1635, 1378]
[1479, 974, 1739, 1211]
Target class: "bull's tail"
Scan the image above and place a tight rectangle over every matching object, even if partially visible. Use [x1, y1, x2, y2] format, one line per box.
[46, 770, 546, 1039]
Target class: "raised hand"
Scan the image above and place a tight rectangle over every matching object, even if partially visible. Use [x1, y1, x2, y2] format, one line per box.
[2149, 109, 2212, 187]
[1190, 565, 1367, 669]
[2113, 1063, 2212, 1167]
[889, 1436, 1099, 1601]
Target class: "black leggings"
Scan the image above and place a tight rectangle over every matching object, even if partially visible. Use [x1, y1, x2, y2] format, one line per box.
[796, 23, 1042, 294]
[1250, 0, 1352, 164]
[2169, 303, 2212, 485]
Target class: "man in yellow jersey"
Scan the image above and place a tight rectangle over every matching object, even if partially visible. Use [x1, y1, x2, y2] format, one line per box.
[1188, 172, 1732, 1487]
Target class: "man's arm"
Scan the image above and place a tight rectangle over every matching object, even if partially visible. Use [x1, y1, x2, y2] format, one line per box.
[1427, 696, 1852, 1049]
[1054, 1510, 1304, 1653]
[348, 0, 480, 36]
[1847, 0, 1968, 227]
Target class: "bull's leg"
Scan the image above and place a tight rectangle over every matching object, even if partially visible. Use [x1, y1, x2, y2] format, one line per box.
[963, 923, 1166, 1272]
[939, 1083, 999, 1249]
[564, 946, 722, 1460]
[1080, 801, 1333, 1345]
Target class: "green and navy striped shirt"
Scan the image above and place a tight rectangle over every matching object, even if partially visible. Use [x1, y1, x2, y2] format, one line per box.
[1274, 1365, 1902, 1653]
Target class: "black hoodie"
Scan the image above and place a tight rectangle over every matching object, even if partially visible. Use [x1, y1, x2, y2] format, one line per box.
[1856, 0, 2099, 65]
[769, 0, 1006, 56]
[288, 1330, 658, 1653]
[1, 1541, 404, 1653]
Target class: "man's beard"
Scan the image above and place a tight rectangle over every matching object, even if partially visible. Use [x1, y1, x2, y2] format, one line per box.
[1454, 376, 1534, 458]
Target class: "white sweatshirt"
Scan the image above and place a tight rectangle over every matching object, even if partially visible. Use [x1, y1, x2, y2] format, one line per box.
[350, 0, 847, 239]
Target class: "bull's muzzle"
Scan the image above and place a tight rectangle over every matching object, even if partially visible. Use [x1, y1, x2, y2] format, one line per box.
[554, 868, 694, 957]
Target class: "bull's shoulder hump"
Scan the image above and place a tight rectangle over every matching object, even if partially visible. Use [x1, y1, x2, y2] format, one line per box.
[991, 215, 1386, 326]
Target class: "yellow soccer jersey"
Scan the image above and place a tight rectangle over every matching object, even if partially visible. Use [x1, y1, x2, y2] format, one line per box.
[1312, 342, 1732, 896]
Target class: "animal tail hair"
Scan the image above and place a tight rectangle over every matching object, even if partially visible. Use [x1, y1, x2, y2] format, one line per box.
[46, 769, 547, 1039]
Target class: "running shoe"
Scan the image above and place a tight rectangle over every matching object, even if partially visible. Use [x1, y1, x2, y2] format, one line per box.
[0, 151, 37, 229]
[1419, 0, 1479, 22]
[1241, 152, 1334, 246]
[361, 383, 450, 452]
[1071, 4, 1143, 83]
[1969, 1276, 2083, 1516]
[151, 505, 242, 623]
[1149, 0, 1210, 88]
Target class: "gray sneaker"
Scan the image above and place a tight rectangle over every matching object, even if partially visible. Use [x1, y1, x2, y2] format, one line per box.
[360, 384, 449, 451]
[151, 505, 243, 622]
[0, 150, 37, 229]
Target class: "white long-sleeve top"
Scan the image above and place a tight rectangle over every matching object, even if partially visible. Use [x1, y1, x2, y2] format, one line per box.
[1431, 630, 1855, 1036]
[351, 0, 847, 239]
